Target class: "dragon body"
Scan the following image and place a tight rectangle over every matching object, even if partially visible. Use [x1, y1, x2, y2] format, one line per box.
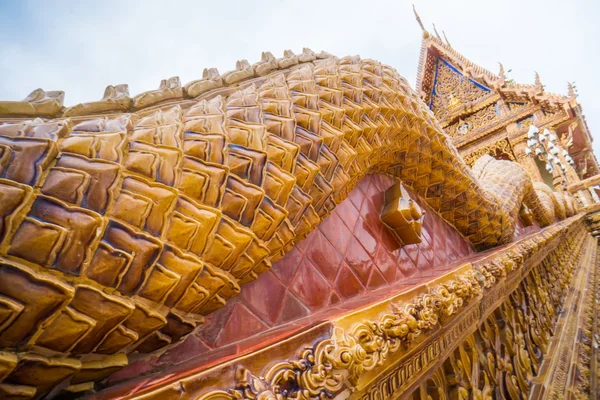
[0, 51, 576, 397]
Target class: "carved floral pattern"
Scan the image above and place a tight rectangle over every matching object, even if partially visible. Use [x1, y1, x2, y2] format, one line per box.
[197, 217, 587, 400]
[430, 58, 492, 121]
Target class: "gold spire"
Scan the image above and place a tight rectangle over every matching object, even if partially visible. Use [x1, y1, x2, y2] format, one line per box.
[498, 62, 506, 80]
[534, 71, 542, 88]
[413, 5, 425, 31]
[442, 30, 452, 47]
[432, 23, 443, 41]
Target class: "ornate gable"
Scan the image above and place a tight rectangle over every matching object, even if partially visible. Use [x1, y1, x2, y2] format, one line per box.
[429, 57, 492, 121]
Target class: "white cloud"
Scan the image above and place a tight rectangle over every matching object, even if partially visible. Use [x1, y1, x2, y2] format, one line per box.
[1, 0, 599, 155]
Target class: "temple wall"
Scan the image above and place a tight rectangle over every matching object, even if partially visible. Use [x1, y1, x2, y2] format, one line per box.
[106, 173, 477, 384]
[92, 212, 590, 400]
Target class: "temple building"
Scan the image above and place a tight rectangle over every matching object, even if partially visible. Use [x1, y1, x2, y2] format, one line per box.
[415, 23, 600, 204]
[0, 15, 599, 400]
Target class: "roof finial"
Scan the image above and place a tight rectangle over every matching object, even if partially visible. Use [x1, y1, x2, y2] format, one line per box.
[412, 5, 425, 31]
[442, 30, 452, 47]
[567, 82, 577, 98]
[432, 23, 443, 41]
[498, 62, 506, 80]
[534, 71, 542, 88]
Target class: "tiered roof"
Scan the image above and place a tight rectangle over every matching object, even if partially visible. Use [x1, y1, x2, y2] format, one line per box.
[412, 11, 598, 178]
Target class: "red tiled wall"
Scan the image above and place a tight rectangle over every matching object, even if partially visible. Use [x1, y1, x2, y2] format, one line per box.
[141, 174, 476, 365]
[105, 173, 550, 387]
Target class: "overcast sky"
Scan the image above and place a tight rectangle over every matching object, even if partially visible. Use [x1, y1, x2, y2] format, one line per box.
[1, 0, 598, 154]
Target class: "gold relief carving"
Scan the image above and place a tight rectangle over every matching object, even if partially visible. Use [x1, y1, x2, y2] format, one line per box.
[380, 182, 424, 245]
[191, 217, 587, 400]
[462, 138, 515, 167]
[429, 58, 492, 121]
[0, 54, 578, 395]
[447, 103, 498, 138]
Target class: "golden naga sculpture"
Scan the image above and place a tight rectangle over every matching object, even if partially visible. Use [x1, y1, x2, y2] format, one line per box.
[0, 51, 578, 397]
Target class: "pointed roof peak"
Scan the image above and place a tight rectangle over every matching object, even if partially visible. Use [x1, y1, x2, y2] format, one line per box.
[413, 4, 425, 31]
[568, 82, 577, 98]
[442, 30, 452, 48]
[534, 71, 543, 88]
[498, 62, 506, 79]
[432, 23, 443, 41]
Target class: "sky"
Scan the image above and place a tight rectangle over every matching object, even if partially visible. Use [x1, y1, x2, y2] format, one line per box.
[1, 0, 598, 154]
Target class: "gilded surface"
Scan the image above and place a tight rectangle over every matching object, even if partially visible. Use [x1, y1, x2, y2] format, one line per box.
[446, 103, 498, 138]
[0, 50, 582, 397]
[462, 138, 516, 166]
[380, 182, 424, 244]
[429, 58, 492, 121]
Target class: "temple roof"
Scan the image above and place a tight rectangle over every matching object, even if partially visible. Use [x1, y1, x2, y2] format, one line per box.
[415, 30, 573, 125]
[412, 15, 599, 178]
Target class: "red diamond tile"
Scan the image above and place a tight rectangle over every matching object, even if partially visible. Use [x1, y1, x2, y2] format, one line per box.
[214, 303, 268, 347]
[359, 194, 378, 216]
[433, 230, 447, 255]
[240, 271, 286, 325]
[379, 175, 394, 189]
[306, 231, 343, 282]
[374, 244, 398, 282]
[335, 262, 364, 299]
[295, 229, 316, 254]
[272, 246, 303, 283]
[330, 292, 341, 305]
[357, 177, 370, 193]
[367, 267, 387, 289]
[196, 300, 236, 346]
[156, 335, 210, 367]
[433, 253, 446, 269]
[403, 242, 420, 266]
[397, 247, 418, 277]
[348, 186, 365, 210]
[379, 221, 401, 251]
[276, 291, 310, 325]
[365, 181, 384, 212]
[353, 217, 378, 258]
[415, 249, 432, 273]
[290, 259, 331, 311]
[420, 239, 434, 264]
[361, 205, 383, 237]
[336, 199, 360, 232]
[319, 211, 353, 255]
[344, 237, 375, 284]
